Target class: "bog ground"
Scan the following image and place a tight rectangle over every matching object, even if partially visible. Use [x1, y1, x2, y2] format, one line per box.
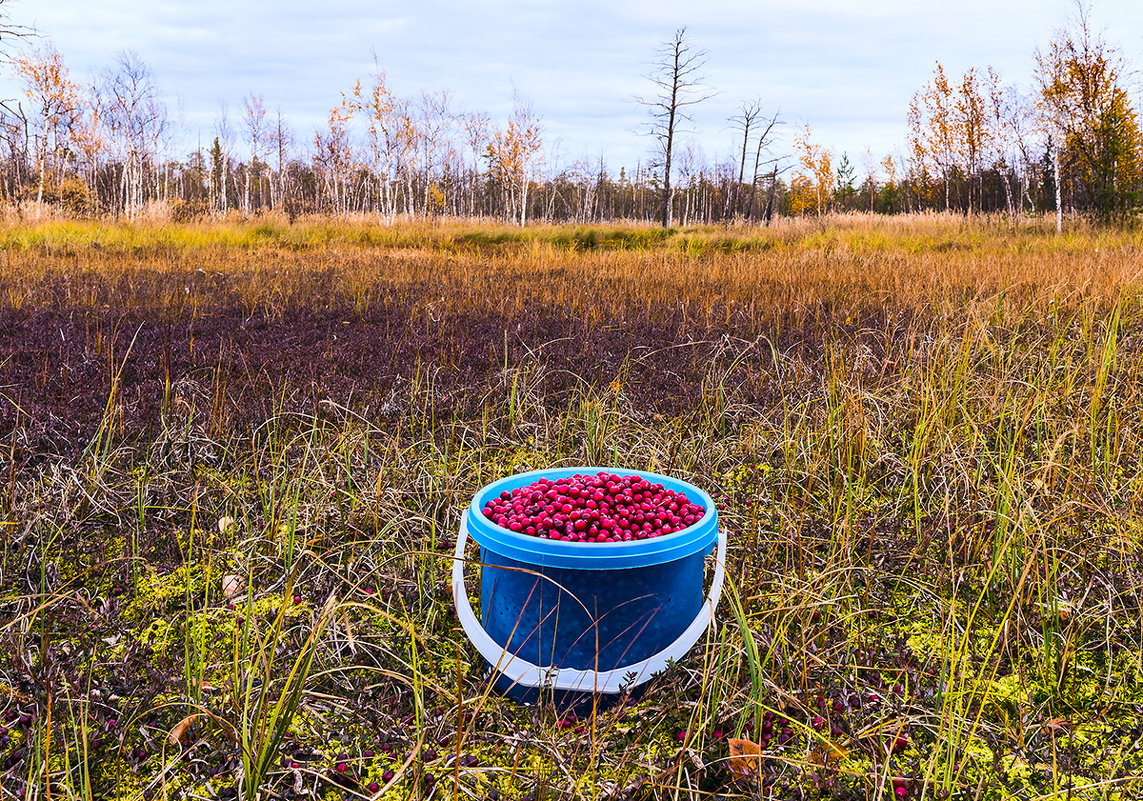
[1, 214, 1142, 800]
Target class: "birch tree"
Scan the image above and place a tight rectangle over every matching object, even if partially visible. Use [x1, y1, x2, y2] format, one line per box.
[9, 45, 95, 208]
[1036, 1, 1142, 221]
[346, 70, 399, 221]
[242, 92, 267, 212]
[462, 111, 490, 217]
[909, 61, 957, 211]
[416, 89, 455, 216]
[97, 51, 166, 216]
[954, 67, 990, 212]
[486, 94, 542, 225]
[981, 67, 1028, 217]
[269, 109, 294, 214]
[211, 103, 233, 214]
[313, 102, 354, 215]
[791, 123, 832, 216]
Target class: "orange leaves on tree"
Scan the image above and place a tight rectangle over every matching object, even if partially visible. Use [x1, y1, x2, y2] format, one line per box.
[485, 98, 543, 224]
[10, 45, 101, 177]
[790, 124, 832, 216]
[1035, 15, 1143, 219]
[487, 118, 542, 188]
[344, 71, 407, 169]
[907, 60, 1001, 211]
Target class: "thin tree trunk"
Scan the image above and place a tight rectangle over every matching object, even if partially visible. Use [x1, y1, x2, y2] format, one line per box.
[1054, 140, 1062, 233]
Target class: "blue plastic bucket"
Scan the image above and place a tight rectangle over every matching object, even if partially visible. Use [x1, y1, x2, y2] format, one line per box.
[451, 467, 725, 708]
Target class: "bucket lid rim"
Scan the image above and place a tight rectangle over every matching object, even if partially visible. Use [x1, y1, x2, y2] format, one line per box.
[465, 466, 719, 568]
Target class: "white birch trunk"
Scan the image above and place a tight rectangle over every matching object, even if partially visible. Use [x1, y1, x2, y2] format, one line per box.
[1054, 139, 1062, 233]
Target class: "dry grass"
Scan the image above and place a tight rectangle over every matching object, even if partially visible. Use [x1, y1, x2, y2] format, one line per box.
[0, 213, 1142, 800]
[2, 213, 1138, 315]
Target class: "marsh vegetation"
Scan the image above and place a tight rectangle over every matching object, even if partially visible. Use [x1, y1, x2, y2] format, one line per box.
[1, 213, 1142, 800]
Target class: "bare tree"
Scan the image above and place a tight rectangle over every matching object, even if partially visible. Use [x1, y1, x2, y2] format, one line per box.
[981, 67, 1024, 218]
[462, 110, 490, 217]
[0, 0, 30, 59]
[744, 107, 782, 221]
[0, 0, 33, 202]
[637, 28, 714, 227]
[212, 102, 233, 213]
[416, 89, 456, 217]
[729, 99, 763, 216]
[242, 93, 267, 212]
[270, 108, 294, 215]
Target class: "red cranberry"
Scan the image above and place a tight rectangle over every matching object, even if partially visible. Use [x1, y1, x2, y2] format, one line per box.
[481, 472, 705, 543]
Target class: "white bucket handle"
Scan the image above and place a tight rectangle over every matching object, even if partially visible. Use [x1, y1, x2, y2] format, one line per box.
[451, 513, 727, 695]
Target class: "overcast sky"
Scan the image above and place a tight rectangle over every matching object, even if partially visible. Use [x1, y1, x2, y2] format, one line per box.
[7, 0, 1143, 177]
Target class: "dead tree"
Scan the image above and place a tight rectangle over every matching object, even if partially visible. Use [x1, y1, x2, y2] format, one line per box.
[637, 28, 713, 228]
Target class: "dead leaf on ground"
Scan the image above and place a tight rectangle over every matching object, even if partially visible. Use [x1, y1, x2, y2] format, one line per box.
[810, 740, 849, 766]
[221, 574, 244, 600]
[727, 737, 762, 778]
[169, 714, 201, 744]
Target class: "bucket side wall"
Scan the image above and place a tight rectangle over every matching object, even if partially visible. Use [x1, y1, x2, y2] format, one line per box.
[478, 547, 706, 673]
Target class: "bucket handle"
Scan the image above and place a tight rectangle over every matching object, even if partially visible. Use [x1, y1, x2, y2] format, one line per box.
[451, 512, 727, 695]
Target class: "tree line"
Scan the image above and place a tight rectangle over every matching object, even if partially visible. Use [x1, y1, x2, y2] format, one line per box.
[0, 2, 1139, 226]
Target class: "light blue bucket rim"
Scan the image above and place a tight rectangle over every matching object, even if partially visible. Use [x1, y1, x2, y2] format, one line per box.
[466, 466, 718, 569]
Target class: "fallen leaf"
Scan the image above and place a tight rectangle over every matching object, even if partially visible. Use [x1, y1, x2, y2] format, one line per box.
[727, 737, 762, 778]
[169, 714, 200, 745]
[809, 741, 849, 767]
[221, 574, 244, 600]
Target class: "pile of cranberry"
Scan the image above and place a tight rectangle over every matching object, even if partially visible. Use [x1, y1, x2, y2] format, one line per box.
[481, 471, 706, 543]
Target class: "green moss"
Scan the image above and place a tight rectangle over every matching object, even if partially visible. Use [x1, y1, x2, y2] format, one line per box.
[983, 672, 1025, 716]
[138, 615, 176, 652]
[123, 559, 209, 623]
[90, 758, 147, 800]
